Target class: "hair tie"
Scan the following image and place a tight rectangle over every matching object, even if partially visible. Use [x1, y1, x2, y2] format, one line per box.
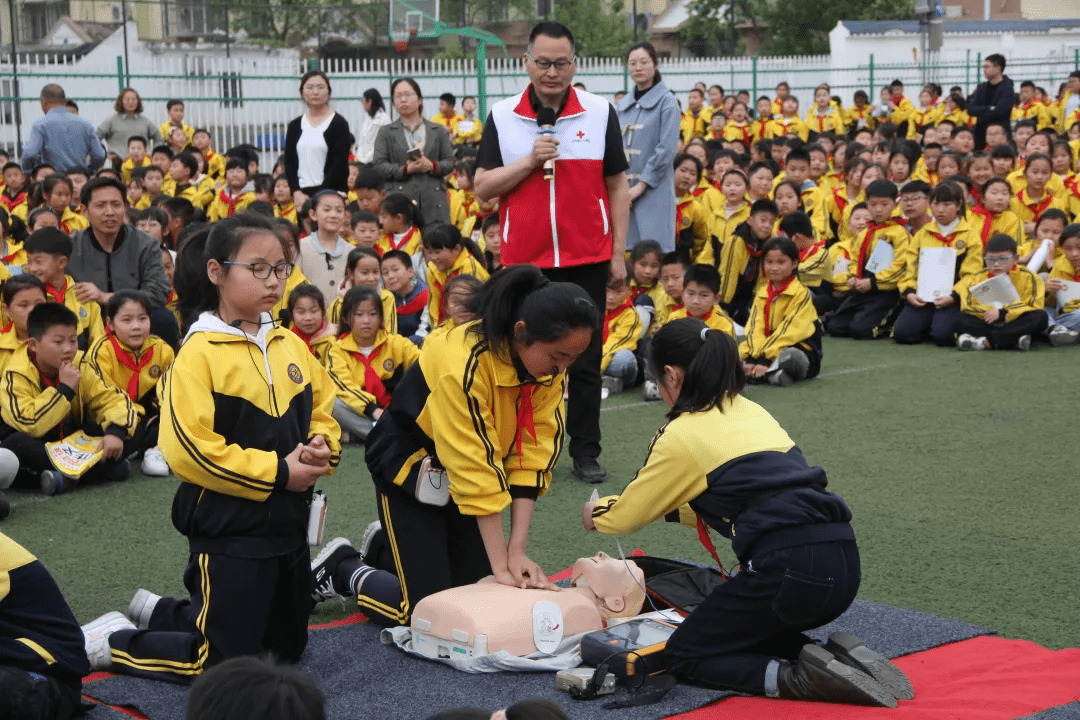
[700, 327, 710, 342]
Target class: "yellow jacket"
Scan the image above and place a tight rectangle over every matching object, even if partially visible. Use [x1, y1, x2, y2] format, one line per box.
[0, 347, 140, 438]
[1010, 186, 1068, 226]
[0, 240, 27, 274]
[969, 207, 1023, 247]
[328, 287, 398, 336]
[888, 96, 917, 127]
[798, 184, 831, 240]
[121, 156, 151, 184]
[455, 116, 483, 144]
[797, 239, 832, 290]
[804, 107, 846, 136]
[715, 200, 752, 254]
[911, 104, 945, 133]
[206, 188, 255, 222]
[940, 109, 971, 128]
[46, 275, 103, 350]
[630, 280, 673, 327]
[275, 202, 298, 224]
[0, 323, 25, 376]
[741, 277, 820, 361]
[715, 224, 767, 306]
[676, 193, 716, 265]
[159, 121, 195, 145]
[431, 112, 463, 138]
[721, 122, 755, 146]
[0, 190, 28, 222]
[58, 207, 88, 235]
[448, 188, 482, 235]
[601, 300, 641, 373]
[680, 110, 708, 143]
[1011, 102, 1052, 131]
[203, 147, 226, 180]
[844, 104, 876, 132]
[270, 265, 308, 327]
[83, 332, 174, 410]
[1049, 254, 1080, 313]
[825, 186, 864, 247]
[427, 251, 489, 328]
[956, 266, 1045, 322]
[376, 226, 423, 257]
[900, 218, 984, 296]
[171, 182, 212, 210]
[768, 116, 809, 142]
[326, 329, 420, 417]
[667, 305, 735, 336]
[842, 220, 909, 291]
[692, 179, 726, 223]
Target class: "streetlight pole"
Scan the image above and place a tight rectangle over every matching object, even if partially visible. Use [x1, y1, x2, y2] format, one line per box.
[8, 0, 22, 156]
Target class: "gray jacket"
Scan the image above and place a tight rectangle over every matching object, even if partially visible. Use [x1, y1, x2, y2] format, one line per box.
[617, 81, 680, 251]
[96, 113, 163, 156]
[69, 224, 170, 307]
[373, 118, 455, 226]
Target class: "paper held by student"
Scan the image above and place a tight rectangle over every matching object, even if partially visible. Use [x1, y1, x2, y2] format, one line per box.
[916, 247, 957, 301]
[1026, 239, 1054, 273]
[970, 274, 1021, 309]
[1056, 279, 1080, 310]
[833, 257, 850, 276]
[863, 240, 895, 275]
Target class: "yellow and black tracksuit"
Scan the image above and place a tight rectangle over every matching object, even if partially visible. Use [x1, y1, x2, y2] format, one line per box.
[591, 396, 857, 695]
[359, 322, 566, 626]
[0, 323, 23, 376]
[680, 110, 708, 144]
[667, 305, 735, 337]
[955, 266, 1048, 349]
[326, 329, 420, 419]
[767, 116, 809, 142]
[630, 279, 672, 329]
[797, 237, 833, 314]
[206, 189, 255, 222]
[969, 207, 1023, 248]
[1049, 254, 1080, 315]
[427, 251, 489, 328]
[715, 221, 769, 325]
[804, 107, 846, 136]
[741, 277, 821, 380]
[376, 226, 422, 257]
[0, 532, 89, 714]
[328, 288, 398, 336]
[1010, 186, 1068, 228]
[44, 274, 103, 351]
[291, 323, 336, 365]
[0, 346, 141, 484]
[84, 330, 174, 449]
[675, 193, 716, 265]
[826, 218, 908, 339]
[106, 313, 340, 682]
[601, 299, 641, 374]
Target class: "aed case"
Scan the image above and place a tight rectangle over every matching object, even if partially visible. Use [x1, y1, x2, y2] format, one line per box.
[580, 618, 678, 678]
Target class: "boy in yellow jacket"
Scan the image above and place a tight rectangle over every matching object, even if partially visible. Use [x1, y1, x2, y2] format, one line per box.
[1043, 225, 1080, 346]
[24, 228, 103, 350]
[955, 234, 1047, 351]
[601, 270, 642, 395]
[667, 264, 735, 337]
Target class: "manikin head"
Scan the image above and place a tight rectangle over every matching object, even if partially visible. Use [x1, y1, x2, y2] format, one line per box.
[569, 553, 645, 620]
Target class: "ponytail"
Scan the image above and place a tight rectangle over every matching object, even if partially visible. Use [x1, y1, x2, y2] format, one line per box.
[652, 318, 744, 420]
[467, 264, 597, 354]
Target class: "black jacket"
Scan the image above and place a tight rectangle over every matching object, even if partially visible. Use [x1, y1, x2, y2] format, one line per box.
[284, 112, 351, 193]
[968, 75, 1015, 145]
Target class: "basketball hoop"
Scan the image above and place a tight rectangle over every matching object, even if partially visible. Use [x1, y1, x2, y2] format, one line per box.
[392, 32, 410, 52]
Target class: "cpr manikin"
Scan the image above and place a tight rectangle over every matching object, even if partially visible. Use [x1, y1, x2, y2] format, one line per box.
[405, 553, 645, 662]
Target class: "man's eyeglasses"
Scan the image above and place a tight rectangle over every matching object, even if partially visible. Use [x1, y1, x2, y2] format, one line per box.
[222, 261, 294, 279]
[527, 53, 575, 71]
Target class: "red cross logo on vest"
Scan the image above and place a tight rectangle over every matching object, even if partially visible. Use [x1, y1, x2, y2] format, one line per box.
[576, 131, 585, 139]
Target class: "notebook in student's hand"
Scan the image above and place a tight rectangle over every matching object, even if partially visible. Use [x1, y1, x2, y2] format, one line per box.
[916, 247, 956, 301]
[863, 240, 895, 274]
[1056, 279, 1080, 310]
[970, 274, 1021, 308]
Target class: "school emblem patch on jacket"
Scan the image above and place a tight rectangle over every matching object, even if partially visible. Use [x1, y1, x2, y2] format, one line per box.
[287, 363, 303, 384]
[383, 359, 394, 372]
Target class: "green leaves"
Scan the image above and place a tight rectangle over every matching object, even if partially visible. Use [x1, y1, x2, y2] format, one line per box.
[552, 0, 634, 58]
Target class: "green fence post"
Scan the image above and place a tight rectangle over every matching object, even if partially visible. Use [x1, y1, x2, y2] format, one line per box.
[751, 56, 757, 108]
[976, 52, 981, 90]
[476, 40, 488, 121]
[868, 54, 874, 97]
[965, 51, 970, 95]
[117, 56, 125, 92]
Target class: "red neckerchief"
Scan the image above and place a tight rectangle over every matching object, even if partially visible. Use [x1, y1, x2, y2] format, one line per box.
[832, 187, 849, 215]
[763, 276, 796, 336]
[105, 327, 154, 400]
[0, 190, 26, 212]
[603, 298, 634, 343]
[701, 308, 714, 324]
[438, 113, 454, 128]
[969, 185, 980, 206]
[779, 117, 797, 134]
[1018, 188, 1052, 222]
[275, 202, 295, 216]
[205, 148, 216, 162]
[60, 213, 75, 234]
[675, 198, 693, 240]
[799, 238, 825, 263]
[292, 321, 325, 356]
[0, 243, 21, 264]
[167, 289, 175, 305]
[729, 122, 751, 146]
[752, 118, 769, 141]
[813, 112, 828, 132]
[928, 224, 963, 248]
[630, 283, 652, 302]
[45, 281, 66, 304]
[347, 343, 390, 408]
[856, 218, 905, 278]
[388, 226, 418, 252]
[970, 206, 996, 246]
[696, 514, 727, 579]
[514, 384, 538, 468]
[397, 287, 429, 316]
[218, 188, 246, 217]
[670, 303, 684, 313]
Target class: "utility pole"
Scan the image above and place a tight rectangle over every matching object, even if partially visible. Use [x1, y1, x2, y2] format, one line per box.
[8, 0, 22, 156]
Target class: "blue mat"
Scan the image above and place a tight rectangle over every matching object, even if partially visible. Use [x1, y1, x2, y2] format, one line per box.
[82, 598, 992, 720]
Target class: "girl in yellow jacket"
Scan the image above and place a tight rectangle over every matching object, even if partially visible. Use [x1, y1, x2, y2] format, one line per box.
[741, 237, 822, 386]
[84, 290, 175, 476]
[674, 154, 716, 264]
[601, 272, 642, 390]
[423, 223, 488, 329]
[326, 286, 419, 443]
[286, 283, 337, 364]
[805, 86, 847, 137]
[328, 247, 398, 335]
[970, 178, 1023, 248]
[309, 265, 599, 627]
[41, 176, 88, 235]
[1044, 223, 1080, 345]
[0, 274, 46, 375]
[96, 214, 339, 682]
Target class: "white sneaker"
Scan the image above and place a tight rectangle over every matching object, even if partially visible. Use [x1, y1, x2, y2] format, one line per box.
[1048, 326, 1079, 346]
[358, 520, 383, 564]
[126, 589, 162, 629]
[643, 380, 661, 401]
[0, 448, 17, 489]
[956, 333, 987, 351]
[601, 375, 623, 395]
[82, 611, 136, 670]
[1016, 334, 1032, 351]
[140, 447, 170, 477]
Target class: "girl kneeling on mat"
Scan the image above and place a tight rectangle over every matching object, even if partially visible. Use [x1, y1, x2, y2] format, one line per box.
[582, 319, 912, 707]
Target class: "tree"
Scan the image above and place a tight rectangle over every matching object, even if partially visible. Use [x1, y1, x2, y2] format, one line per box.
[756, 0, 916, 55]
[678, 0, 754, 57]
[552, 0, 633, 58]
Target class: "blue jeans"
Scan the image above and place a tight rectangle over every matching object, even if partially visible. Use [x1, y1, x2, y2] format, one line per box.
[1047, 308, 1080, 331]
[604, 349, 638, 385]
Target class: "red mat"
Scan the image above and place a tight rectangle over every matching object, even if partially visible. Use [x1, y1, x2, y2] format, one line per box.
[674, 635, 1080, 720]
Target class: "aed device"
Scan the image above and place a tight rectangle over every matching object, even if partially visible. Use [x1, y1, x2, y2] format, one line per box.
[579, 618, 678, 678]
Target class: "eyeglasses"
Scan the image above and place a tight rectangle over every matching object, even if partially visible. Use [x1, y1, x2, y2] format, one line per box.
[527, 53, 575, 71]
[222, 261, 294, 279]
[984, 255, 1015, 265]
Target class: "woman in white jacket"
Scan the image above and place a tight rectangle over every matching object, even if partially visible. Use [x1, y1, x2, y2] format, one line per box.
[356, 89, 392, 164]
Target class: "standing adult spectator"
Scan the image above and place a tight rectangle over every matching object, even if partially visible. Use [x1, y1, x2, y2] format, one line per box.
[284, 70, 352, 209]
[618, 42, 679, 252]
[968, 54, 1014, 150]
[21, 84, 105, 173]
[474, 21, 630, 484]
[1058, 71, 1080, 133]
[373, 78, 455, 226]
[96, 88, 163, 156]
[356, 88, 392, 164]
[68, 177, 176, 347]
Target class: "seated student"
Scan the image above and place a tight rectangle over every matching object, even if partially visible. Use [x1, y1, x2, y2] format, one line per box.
[121, 136, 151, 185]
[328, 247, 397, 335]
[84, 290, 175, 477]
[741, 236, 822, 386]
[0, 275, 46, 377]
[1045, 223, 1080, 346]
[826, 180, 907, 340]
[667, 264, 735, 337]
[0, 531, 90, 714]
[24, 228, 104, 350]
[894, 181, 983, 346]
[133, 207, 167, 246]
[1019, 208, 1068, 272]
[348, 166, 387, 217]
[376, 193, 423, 266]
[627, 240, 668, 326]
[267, 217, 310, 326]
[955, 233, 1048, 351]
[479, 213, 502, 273]
[326, 286, 420, 443]
[2, 163, 30, 225]
[672, 154, 716, 264]
[381, 249, 428, 343]
[207, 158, 255, 222]
[0, 213, 27, 276]
[169, 152, 210, 209]
[138, 166, 167, 209]
[715, 168, 751, 248]
[600, 269, 642, 395]
[272, 175, 298, 224]
[655, 250, 688, 332]
[782, 149, 828, 240]
[161, 245, 182, 331]
[40, 175, 88, 235]
[769, 96, 809, 142]
[448, 158, 483, 239]
[0, 304, 140, 496]
[779, 211, 832, 314]
[351, 210, 380, 250]
[287, 284, 337, 364]
[423, 223, 489, 330]
[1011, 153, 1067, 241]
[584, 321, 906, 708]
[970, 177, 1023, 247]
[298, 190, 350, 299]
[192, 129, 225, 181]
[717, 199, 777, 325]
[25, 207, 60, 234]
[423, 274, 482, 348]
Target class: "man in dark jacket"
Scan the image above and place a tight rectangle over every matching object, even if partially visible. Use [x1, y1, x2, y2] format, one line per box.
[968, 53, 1014, 150]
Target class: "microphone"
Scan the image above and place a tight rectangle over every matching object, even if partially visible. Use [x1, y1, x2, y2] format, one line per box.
[536, 107, 557, 181]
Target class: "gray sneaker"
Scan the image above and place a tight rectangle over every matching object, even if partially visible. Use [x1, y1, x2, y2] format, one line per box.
[601, 375, 623, 395]
[1016, 334, 1032, 351]
[1048, 326, 1078, 346]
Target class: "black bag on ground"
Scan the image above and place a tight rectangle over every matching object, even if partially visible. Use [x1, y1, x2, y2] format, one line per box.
[634, 556, 725, 616]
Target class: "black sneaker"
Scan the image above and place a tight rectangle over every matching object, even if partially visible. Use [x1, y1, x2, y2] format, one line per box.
[310, 537, 360, 603]
[572, 457, 609, 484]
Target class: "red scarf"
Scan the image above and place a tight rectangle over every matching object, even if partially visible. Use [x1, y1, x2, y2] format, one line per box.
[751, 119, 769, 142]
[0, 321, 12, 335]
[763, 276, 796, 336]
[813, 112, 828, 132]
[969, 206, 996, 246]
[0, 190, 26, 213]
[832, 187, 849, 215]
[670, 303, 684, 313]
[292, 321, 325, 356]
[105, 328, 154, 400]
[167, 289, 175, 305]
[276, 202, 295, 217]
[218, 188, 245, 217]
[799, 239, 825, 263]
[730, 122, 751, 146]
[347, 344, 390, 408]
[0, 243, 21, 264]
[603, 298, 634, 343]
[630, 283, 652, 302]
[856, 218, 905, 278]
[396, 287, 429, 316]
[388, 226, 418, 252]
[514, 384, 537, 467]
[1018, 189, 1052, 222]
[700, 308, 715, 324]
[45, 281, 66, 304]
[928, 225, 963, 248]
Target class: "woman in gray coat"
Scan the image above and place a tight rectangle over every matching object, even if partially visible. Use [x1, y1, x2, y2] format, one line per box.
[617, 42, 680, 252]
[96, 88, 163, 156]
[373, 77, 455, 226]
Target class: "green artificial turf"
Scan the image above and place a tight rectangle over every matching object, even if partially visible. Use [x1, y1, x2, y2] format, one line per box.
[3, 337, 1078, 649]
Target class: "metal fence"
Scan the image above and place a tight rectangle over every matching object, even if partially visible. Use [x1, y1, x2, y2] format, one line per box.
[2, 50, 1077, 167]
